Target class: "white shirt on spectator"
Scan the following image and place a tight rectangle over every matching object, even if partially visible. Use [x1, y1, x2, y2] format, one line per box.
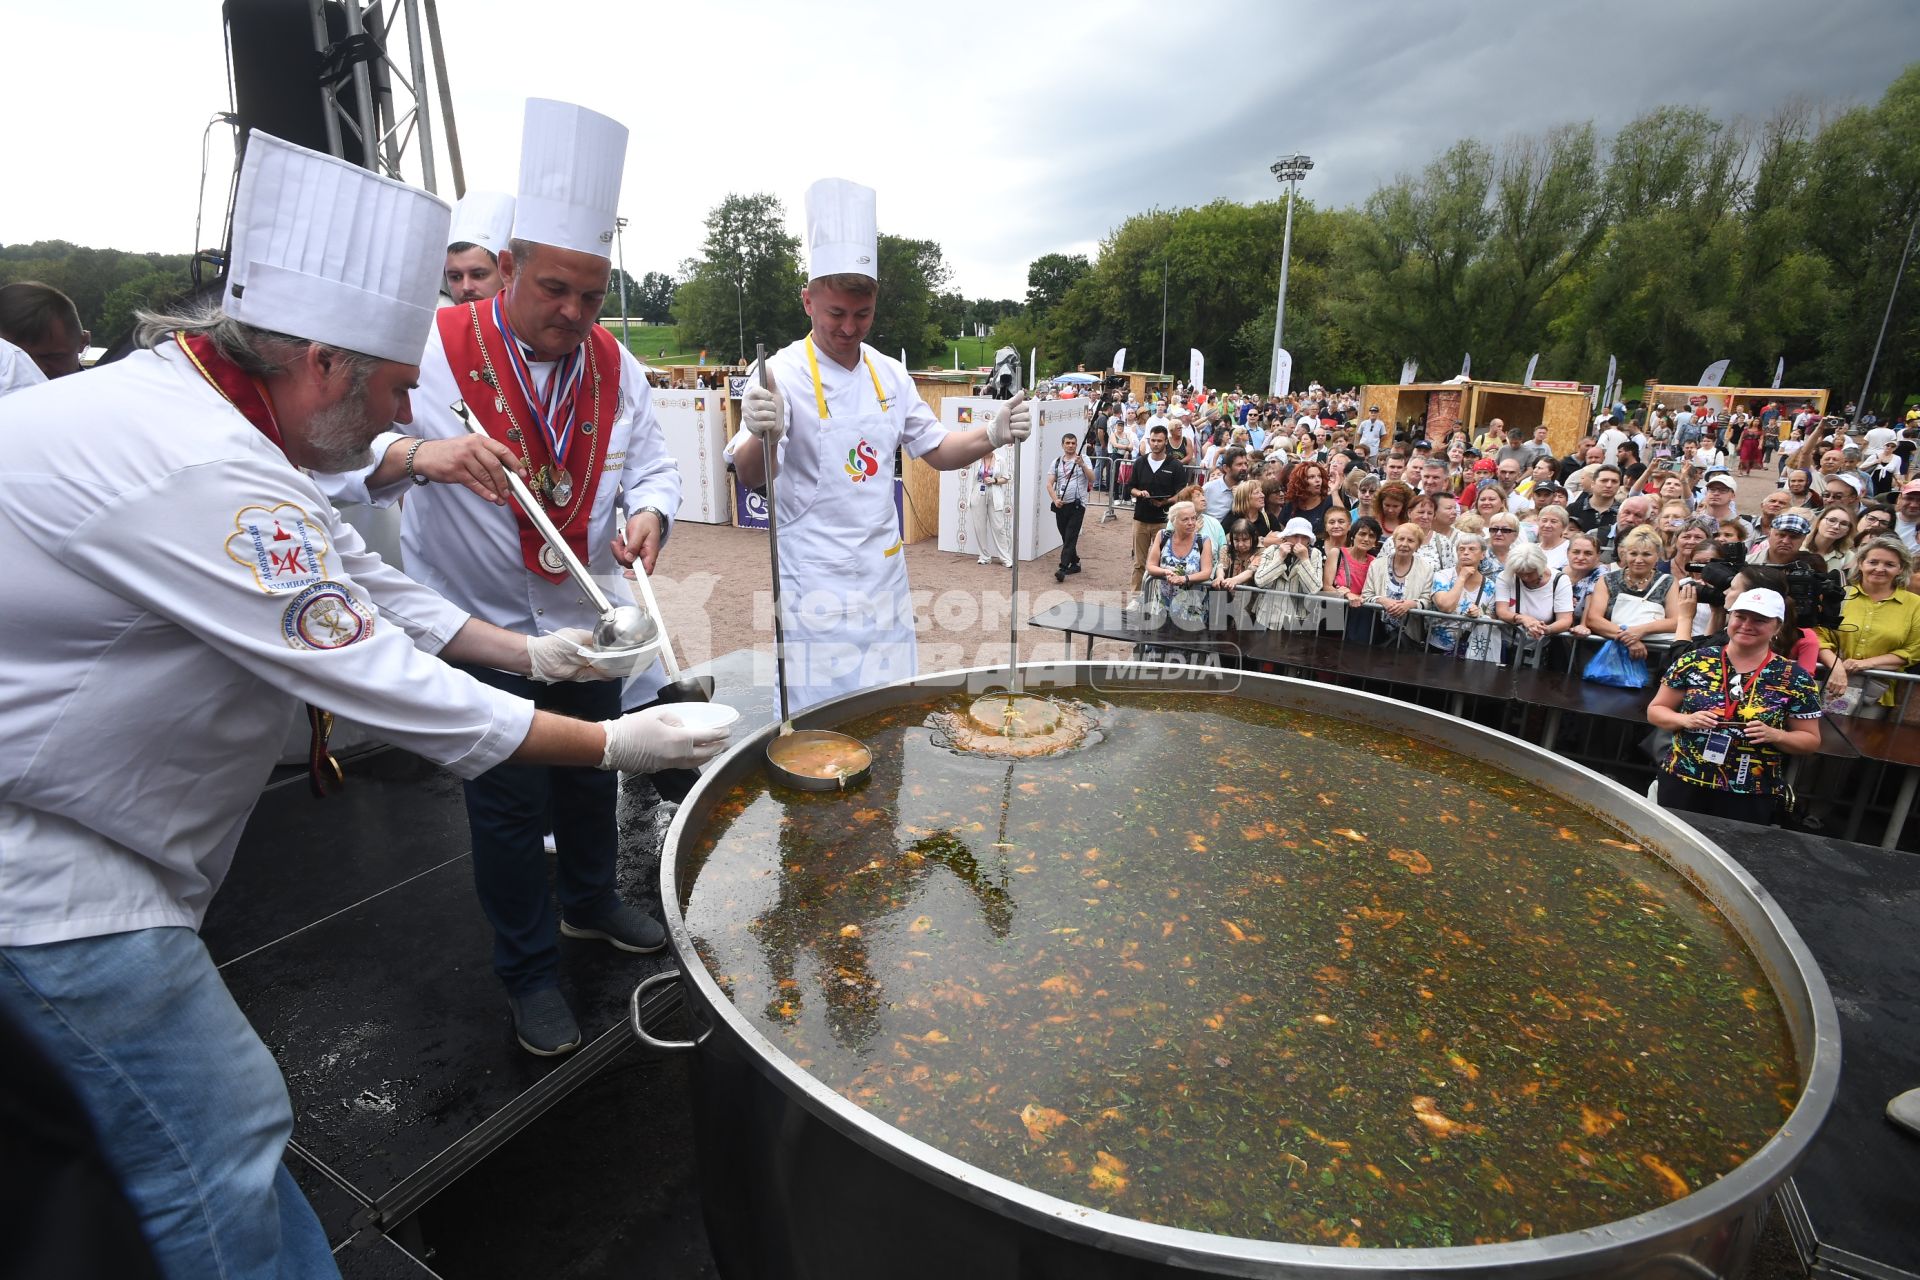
[1202, 474, 1233, 520]
[1598, 427, 1629, 466]
[1502, 567, 1573, 622]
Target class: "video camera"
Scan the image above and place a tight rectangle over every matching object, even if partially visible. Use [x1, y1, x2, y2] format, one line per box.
[1690, 543, 1746, 610]
[1784, 560, 1846, 630]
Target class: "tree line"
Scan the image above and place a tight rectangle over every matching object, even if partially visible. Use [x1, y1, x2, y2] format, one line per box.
[666, 65, 1918, 412]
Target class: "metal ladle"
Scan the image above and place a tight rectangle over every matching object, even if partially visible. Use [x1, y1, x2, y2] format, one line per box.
[754, 343, 873, 792]
[624, 547, 713, 702]
[454, 404, 659, 654]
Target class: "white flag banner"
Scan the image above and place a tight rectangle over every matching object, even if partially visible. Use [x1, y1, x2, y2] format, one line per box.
[1114, 347, 1127, 374]
[1772, 357, 1785, 389]
[900, 347, 908, 369]
[1699, 359, 1730, 388]
[1029, 347, 1038, 392]
[1190, 348, 1205, 393]
[1523, 352, 1540, 387]
[1399, 359, 1418, 385]
[1460, 352, 1472, 378]
[1273, 348, 1293, 398]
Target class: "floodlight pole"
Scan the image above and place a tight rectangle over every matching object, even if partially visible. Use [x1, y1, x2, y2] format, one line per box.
[1159, 249, 1168, 376]
[1268, 153, 1312, 399]
[1854, 206, 1918, 425]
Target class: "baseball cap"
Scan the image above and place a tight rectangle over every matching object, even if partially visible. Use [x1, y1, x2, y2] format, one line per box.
[1833, 472, 1867, 496]
[1770, 512, 1812, 535]
[1705, 474, 1737, 491]
[1728, 588, 1786, 621]
[1901, 480, 1920, 495]
[1473, 458, 1497, 473]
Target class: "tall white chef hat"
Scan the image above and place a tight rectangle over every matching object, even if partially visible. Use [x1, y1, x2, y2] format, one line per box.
[805, 178, 878, 282]
[223, 132, 450, 366]
[448, 190, 516, 257]
[513, 99, 627, 259]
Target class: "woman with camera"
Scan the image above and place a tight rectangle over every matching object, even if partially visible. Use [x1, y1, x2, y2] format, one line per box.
[1817, 536, 1920, 716]
[1647, 587, 1823, 823]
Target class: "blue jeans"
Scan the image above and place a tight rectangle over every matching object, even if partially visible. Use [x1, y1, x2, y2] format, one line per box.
[459, 664, 624, 994]
[0, 928, 336, 1279]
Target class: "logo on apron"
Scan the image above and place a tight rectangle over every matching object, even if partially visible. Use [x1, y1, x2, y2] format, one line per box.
[845, 439, 880, 482]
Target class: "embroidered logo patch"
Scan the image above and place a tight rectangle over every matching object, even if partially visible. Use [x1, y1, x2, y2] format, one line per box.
[844, 439, 880, 482]
[227, 504, 330, 594]
[281, 581, 374, 650]
[957, 407, 973, 424]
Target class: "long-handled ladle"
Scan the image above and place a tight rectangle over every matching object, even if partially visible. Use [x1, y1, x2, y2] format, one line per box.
[454, 403, 658, 656]
[753, 344, 873, 791]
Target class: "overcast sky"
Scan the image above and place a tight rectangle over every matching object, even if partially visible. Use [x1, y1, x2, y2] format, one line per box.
[4, 0, 1915, 299]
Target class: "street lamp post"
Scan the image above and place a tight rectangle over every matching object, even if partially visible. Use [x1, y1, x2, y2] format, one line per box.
[1854, 206, 1918, 426]
[1268, 152, 1313, 399]
[614, 216, 631, 349]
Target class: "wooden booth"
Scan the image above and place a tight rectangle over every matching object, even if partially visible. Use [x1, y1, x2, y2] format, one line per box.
[1362, 380, 1592, 457]
[1642, 384, 1830, 438]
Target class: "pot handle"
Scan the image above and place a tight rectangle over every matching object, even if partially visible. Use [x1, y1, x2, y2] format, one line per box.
[629, 969, 706, 1052]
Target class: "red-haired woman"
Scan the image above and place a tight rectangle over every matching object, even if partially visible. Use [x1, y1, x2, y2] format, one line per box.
[1275, 459, 1336, 539]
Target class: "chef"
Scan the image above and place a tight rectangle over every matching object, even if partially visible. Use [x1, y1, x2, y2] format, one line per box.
[729, 177, 1030, 711]
[315, 99, 688, 1057]
[0, 133, 726, 1280]
[444, 189, 515, 302]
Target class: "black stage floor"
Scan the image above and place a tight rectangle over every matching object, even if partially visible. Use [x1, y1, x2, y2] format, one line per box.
[200, 659, 1917, 1279]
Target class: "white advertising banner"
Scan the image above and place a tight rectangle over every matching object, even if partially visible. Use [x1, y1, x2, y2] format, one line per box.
[648, 388, 730, 524]
[936, 396, 1087, 562]
[1189, 348, 1204, 392]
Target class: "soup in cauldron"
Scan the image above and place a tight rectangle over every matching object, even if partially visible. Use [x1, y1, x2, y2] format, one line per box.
[682, 691, 1798, 1248]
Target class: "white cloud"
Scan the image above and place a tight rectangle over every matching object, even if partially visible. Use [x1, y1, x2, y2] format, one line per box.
[2, 0, 1913, 301]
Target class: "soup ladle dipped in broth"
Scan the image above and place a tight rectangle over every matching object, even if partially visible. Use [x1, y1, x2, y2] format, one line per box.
[754, 342, 874, 791]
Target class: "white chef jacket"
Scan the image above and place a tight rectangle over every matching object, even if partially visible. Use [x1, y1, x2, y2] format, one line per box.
[316, 319, 682, 699]
[0, 345, 534, 946]
[725, 338, 947, 707]
[726, 338, 945, 494]
[0, 336, 47, 399]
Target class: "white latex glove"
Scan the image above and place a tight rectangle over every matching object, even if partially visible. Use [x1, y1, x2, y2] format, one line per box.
[526, 628, 629, 683]
[986, 389, 1031, 448]
[741, 363, 785, 443]
[599, 705, 732, 773]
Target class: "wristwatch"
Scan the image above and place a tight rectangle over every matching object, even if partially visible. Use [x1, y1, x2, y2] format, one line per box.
[637, 505, 671, 545]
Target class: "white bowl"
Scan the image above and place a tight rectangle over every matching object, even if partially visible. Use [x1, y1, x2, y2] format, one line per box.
[670, 702, 740, 732]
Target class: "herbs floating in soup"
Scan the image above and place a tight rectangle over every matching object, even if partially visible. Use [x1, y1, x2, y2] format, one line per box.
[684, 693, 1798, 1248]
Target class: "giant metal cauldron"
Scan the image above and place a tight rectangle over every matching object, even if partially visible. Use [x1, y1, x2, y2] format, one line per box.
[636, 662, 1839, 1280]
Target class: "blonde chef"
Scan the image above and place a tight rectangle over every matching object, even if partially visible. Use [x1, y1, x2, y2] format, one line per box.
[729, 178, 1030, 711]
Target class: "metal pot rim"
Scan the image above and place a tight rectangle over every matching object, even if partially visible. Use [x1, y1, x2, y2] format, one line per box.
[661, 661, 1841, 1275]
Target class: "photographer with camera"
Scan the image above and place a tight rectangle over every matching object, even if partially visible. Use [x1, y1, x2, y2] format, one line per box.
[1648, 588, 1824, 824]
[1816, 536, 1920, 715]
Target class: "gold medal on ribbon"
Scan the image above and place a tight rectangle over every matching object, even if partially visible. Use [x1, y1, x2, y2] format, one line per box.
[550, 467, 573, 507]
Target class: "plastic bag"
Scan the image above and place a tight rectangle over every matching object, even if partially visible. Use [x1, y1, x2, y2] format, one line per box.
[1582, 638, 1649, 689]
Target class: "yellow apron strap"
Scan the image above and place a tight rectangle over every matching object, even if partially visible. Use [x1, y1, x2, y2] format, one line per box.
[805, 334, 890, 420]
[882, 539, 902, 558]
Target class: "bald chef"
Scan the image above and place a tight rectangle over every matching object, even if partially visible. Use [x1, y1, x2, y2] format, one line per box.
[729, 178, 1030, 710]
[0, 134, 728, 1278]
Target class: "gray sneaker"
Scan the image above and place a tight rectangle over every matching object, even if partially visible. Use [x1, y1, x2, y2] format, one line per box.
[507, 987, 582, 1056]
[560, 901, 666, 954]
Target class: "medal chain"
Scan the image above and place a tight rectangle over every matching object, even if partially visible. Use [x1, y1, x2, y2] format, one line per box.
[467, 304, 601, 534]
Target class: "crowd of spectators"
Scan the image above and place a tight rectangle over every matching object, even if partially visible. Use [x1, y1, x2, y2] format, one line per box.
[1069, 379, 1920, 827]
